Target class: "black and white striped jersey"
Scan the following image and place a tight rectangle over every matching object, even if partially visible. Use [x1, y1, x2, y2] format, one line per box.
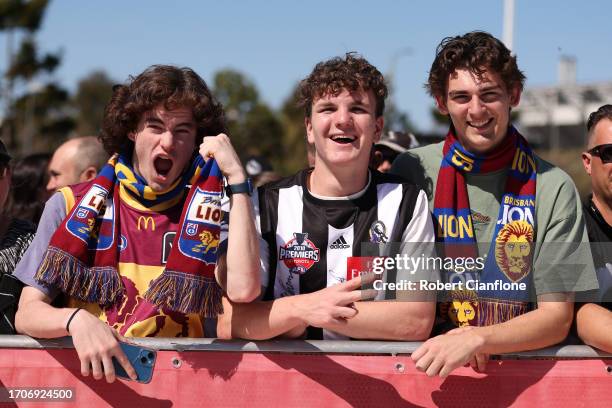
[253, 169, 435, 339]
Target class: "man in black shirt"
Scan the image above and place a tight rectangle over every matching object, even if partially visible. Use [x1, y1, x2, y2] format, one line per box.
[579, 104, 612, 352]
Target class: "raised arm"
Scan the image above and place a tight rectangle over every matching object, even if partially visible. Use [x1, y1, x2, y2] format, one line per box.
[200, 133, 260, 303]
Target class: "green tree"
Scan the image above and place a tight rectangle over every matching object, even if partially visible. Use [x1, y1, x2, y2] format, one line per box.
[430, 105, 451, 127]
[1, 0, 73, 154]
[212, 68, 284, 169]
[278, 84, 308, 173]
[73, 70, 116, 135]
[384, 99, 415, 133]
[212, 69, 258, 125]
[383, 77, 415, 133]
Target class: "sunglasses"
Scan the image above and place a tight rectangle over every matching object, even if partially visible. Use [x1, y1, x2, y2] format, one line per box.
[588, 144, 612, 163]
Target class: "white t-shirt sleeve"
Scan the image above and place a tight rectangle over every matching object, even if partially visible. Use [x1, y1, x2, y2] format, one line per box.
[399, 189, 438, 284]
[13, 192, 67, 298]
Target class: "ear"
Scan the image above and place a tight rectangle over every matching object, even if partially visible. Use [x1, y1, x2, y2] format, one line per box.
[80, 166, 98, 182]
[128, 131, 136, 142]
[582, 151, 593, 176]
[373, 116, 384, 143]
[509, 86, 521, 107]
[435, 95, 449, 115]
[372, 150, 384, 169]
[305, 116, 314, 145]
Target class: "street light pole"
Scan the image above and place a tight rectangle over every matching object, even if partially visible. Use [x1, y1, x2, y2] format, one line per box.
[503, 0, 515, 52]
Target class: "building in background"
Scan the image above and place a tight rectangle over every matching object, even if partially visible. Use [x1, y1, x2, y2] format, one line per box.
[516, 56, 612, 149]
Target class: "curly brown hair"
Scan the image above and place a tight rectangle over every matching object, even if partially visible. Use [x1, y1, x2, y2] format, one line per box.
[297, 53, 388, 117]
[100, 65, 226, 155]
[427, 31, 526, 100]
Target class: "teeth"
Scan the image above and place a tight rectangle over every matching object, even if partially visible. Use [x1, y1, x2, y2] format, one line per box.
[331, 135, 356, 141]
[468, 119, 492, 127]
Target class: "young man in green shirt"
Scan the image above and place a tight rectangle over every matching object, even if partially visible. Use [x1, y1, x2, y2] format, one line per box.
[391, 31, 598, 377]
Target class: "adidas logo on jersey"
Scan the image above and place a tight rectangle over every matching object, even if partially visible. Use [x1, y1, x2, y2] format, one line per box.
[329, 236, 350, 249]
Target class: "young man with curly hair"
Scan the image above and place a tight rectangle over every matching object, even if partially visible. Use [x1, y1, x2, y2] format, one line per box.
[217, 53, 436, 341]
[391, 31, 599, 377]
[14, 65, 261, 382]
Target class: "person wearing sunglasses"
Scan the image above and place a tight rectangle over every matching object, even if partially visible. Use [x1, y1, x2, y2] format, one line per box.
[578, 104, 612, 353]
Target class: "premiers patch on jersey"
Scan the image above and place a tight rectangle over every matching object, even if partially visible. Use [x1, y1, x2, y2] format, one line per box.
[65, 184, 115, 250]
[177, 187, 222, 264]
[279, 232, 320, 275]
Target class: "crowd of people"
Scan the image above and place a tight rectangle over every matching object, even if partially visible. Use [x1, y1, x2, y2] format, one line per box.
[0, 30, 609, 383]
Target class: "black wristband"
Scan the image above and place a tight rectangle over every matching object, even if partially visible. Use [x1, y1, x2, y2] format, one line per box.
[66, 308, 83, 333]
[225, 178, 253, 197]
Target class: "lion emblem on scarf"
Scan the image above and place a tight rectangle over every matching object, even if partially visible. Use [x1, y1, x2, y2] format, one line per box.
[77, 218, 99, 241]
[193, 230, 219, 254]
[446, 289, 479, 327]
[495, 220, 533, 282]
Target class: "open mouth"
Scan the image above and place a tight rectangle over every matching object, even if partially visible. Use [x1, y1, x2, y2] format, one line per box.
[331, 135, 356, 144]
[154, 157, 173, 178]
[467, 118, 494, 130]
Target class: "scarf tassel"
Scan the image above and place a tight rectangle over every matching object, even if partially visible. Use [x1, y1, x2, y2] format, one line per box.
[143, 270, 223, 317]
[35, 247, 123, 306]
[479, 299, 527, 326]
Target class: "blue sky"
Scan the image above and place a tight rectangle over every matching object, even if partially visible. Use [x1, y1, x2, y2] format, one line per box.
[5, 0, 612, 131]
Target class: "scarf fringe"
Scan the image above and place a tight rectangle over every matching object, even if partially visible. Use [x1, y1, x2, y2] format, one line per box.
[35, 247, 123, 306]
[143, 270, 223, 317]
[478, 299, 527, 326]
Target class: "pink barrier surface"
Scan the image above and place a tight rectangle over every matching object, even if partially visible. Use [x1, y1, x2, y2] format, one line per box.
[0, 348, 611, 407]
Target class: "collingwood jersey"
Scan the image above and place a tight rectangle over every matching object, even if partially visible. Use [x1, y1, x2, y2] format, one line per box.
[253, 169, 435, 339]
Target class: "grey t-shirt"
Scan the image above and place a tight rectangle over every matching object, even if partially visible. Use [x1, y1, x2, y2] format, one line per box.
[391, 141, 599, 297]
[13, 192, 65, 298]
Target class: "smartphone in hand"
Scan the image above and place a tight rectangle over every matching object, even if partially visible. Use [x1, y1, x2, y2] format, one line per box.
[112, 341, 157, 383]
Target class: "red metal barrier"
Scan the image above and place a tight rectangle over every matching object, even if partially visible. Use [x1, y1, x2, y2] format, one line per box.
[1, 344, 611, 407]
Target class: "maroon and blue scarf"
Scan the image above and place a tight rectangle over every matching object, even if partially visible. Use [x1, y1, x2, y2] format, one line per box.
[434, 126, 537, 326]
[35, 153, 224, 317]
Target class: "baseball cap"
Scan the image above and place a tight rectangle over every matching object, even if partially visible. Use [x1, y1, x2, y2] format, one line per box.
[245, 155, 273, 178]
[375, 131, 419, 153]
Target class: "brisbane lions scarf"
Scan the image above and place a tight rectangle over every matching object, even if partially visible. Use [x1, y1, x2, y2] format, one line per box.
[434, 126, 536, 326]
[35, 153, 224, 317]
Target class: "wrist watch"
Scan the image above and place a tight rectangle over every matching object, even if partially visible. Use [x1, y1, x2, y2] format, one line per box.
[225, 178, 253, 197]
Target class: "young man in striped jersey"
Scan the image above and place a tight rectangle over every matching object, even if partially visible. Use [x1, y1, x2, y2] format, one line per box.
[218, 53, 437, 340]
